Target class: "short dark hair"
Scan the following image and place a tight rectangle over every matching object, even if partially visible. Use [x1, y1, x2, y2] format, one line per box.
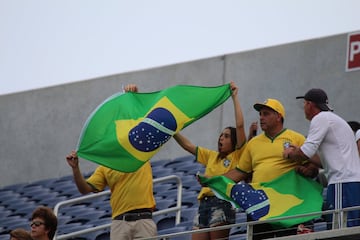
[31, 206, 58, 239]
[348, 121, 360, 132]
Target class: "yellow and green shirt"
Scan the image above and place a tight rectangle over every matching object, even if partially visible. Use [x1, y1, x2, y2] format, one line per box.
[87, 161, 155, 219]
[237, 128, 306, 183]
[197, 145, 245, 199]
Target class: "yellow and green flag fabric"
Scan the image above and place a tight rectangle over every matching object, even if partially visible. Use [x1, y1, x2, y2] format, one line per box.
[76, 84, 232, 172]
[199, 170, 323, 228]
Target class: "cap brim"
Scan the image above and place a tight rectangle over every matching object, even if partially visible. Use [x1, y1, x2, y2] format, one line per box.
[296, 96, 305, 99]
[253, 103, 265, 112]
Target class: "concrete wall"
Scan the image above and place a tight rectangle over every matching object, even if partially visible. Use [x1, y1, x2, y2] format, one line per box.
[1, 32, 359, 187]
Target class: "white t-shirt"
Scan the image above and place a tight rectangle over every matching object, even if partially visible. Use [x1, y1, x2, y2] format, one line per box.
[301, 111, 360, 185]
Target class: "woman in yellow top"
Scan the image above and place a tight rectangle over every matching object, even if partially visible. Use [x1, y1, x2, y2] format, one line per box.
[173, 81, 247, 240]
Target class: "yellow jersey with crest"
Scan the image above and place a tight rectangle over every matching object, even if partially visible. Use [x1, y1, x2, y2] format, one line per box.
[196, 145, 245, 199]
[237, 128, 306, 183]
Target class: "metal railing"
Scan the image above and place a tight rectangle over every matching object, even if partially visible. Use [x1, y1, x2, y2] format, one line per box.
[53, 174, 183, 240]
[53, 175, 360, 240]
[142, 205, 360, 240]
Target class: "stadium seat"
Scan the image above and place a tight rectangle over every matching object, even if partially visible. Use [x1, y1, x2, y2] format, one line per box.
[13, 204, 38, 218]
[0, 234, 9, 240]
[1, 183, 27, 192]
[152, 168, 174, 178]
[229, 233, 247, 240]
[153, 182, 174, 194]
[173, 155, 196, 163]
[0, 209, 13, 219]
[157, 226, 190, 240]
[314, 221, 327, 232]
[155, 199, 177, 211]
[156, 216, 177, 231]
[94, 231, 110, 240]
[57, 222, 91, 235]
[180, 207, 197, 223]
[57, 214, 73, 225]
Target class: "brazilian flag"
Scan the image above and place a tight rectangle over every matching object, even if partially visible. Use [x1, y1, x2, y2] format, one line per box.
[77, 84, 231, 172]
[199, 170, 323, 228]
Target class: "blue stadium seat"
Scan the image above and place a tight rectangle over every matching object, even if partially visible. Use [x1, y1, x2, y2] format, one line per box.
[0, 216, 28, 231]
[57, 214, 73, 225]
[229, 232, 247, 240]
[1, 183, 27, 192]
[0, 209, 13, 219]
[57, 222, 92, 235]
[74, 210, 108, 226]
[152, 167, 174, 178]
[180, 207, 197, 223]
[39, 195, 68, 208]
[89, 217, 111, 227]
[13, 204, 38, 218]
[155, 199, 177, 211]
[157, 226, 190, 240]
[94, 231, 110, 240]
[7, 220, 29, 231]
[87, 200, 111, 213]
[161, 189, 182, 201]
[153, 183, 174, 194]
[30, 177, 58, 188]
[176, 220, 193, 231]
[314, 221, 327, 232]
[156, 216, 177, 231]
[164, 159, 194, 170]
[60, 205, 97, 219]
[151, 158, 171, 168]
[0, 191, 22, 204]
[0, 234, 9, 240]
[173, 155, 196, 163]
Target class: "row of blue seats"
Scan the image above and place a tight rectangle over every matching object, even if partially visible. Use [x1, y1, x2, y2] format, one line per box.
[0, 155, 203, 239]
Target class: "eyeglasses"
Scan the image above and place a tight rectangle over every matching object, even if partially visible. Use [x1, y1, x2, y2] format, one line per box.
[30, 221, 45, 227]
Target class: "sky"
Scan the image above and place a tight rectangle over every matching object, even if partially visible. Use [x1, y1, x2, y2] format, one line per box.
[1, 0, 360, 95]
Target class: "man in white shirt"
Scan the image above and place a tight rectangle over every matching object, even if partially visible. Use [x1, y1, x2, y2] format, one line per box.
[283, 88, 360, 228]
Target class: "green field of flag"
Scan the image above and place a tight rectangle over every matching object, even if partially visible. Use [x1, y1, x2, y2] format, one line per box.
[199, 169, 323, 228]
[77, 84, 232, 172]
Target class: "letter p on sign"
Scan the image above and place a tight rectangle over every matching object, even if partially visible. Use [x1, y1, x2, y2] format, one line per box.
[346, 31, 360, 71]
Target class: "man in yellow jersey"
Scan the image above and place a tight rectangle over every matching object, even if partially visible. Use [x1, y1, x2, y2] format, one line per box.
[224, 98, 319, 240]
[66, 84, 157, 240]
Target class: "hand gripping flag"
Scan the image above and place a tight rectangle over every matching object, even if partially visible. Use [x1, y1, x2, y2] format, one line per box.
[198, 170, 323, 228]
[76, 84, 231, 172]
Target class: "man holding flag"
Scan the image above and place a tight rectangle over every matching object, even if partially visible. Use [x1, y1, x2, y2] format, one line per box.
[66, 82, 235, 239]
[66, 84, 157, 240]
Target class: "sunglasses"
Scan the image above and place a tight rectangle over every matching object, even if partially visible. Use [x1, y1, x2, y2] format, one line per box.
[30, 221, 45, 227]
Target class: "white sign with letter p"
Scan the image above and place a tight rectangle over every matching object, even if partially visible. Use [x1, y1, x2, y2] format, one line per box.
[346, 31, 360, 72]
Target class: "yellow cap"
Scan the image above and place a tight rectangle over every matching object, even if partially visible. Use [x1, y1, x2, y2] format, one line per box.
[253, 98, 286, 118]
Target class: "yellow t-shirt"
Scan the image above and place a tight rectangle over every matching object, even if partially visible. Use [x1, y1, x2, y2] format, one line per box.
[196, 145, 245, 199]
[87, 161, 155, 218]
[237, 128, 306, 183]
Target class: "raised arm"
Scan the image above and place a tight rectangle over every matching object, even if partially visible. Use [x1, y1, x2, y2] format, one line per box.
[66, 151, 94, 194]
[230, 81, 247, 148]
[173, 133, 197, 155]
[247, 121, 258, 141]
